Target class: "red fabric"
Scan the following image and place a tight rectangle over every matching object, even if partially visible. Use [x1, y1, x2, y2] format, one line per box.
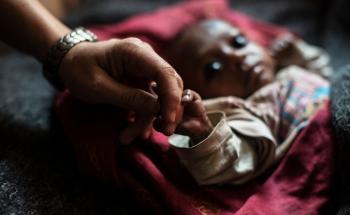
[56, 1, 335, 214]
[56, 92, 335, 214]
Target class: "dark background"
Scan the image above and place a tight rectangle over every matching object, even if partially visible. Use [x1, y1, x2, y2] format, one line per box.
[0, 0, 349, 214]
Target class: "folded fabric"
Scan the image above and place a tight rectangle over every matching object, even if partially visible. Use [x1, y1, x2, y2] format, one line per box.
[56, 92, 335, 214]
[169, 111, 276, 186]
[55, 0, 336, 214]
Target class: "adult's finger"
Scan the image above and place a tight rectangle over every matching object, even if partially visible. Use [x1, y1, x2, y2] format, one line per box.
[97, 69, 161, 114]
[118, 115, 154, 145]
[66, 64, 160, 114]
[113, 39, 184, 135]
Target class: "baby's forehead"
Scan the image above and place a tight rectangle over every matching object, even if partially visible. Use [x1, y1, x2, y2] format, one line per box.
[198, 19, 241, 35]
[177, 19, 241, 46]
[170, 19, 244, 68]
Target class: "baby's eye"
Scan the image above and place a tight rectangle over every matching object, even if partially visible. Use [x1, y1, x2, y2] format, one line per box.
[204, 60, 222, 81]
[231, 34, 248, 49]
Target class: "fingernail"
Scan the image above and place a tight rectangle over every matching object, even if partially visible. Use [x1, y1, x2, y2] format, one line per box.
[182, 94, 191, 102]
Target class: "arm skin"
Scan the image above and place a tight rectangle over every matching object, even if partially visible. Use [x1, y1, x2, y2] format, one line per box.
[0, 0, 70, 62]
[0, 0, 184, 143]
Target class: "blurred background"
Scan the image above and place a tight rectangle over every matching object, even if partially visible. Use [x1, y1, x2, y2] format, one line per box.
[2, 0, 349, 67]
[0, 0, 349, 214]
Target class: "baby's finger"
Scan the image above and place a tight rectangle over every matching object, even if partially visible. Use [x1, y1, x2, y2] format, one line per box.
[183, 90, 205, 117]
[181, 89, 194, 103]
[190, 90, 202, 102]
[181, 89, 203, 103]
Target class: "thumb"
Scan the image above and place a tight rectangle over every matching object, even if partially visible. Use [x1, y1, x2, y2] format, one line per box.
[80, 66, 161, 114]
[108, 81, 160, 114]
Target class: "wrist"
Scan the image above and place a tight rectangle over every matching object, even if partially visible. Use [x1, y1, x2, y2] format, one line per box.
[42, 27, 98, 91]
[190, 126, 213, 145]
[39, 26, 71, 62]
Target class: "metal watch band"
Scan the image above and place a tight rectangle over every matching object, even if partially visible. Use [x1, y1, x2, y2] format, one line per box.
[43, 27, 98, 91]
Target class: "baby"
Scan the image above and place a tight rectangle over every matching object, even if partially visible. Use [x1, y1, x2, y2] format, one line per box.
[166, 19, 331, 185]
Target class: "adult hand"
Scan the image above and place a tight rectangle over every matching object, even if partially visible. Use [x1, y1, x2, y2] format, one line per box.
[0, 1, 183, 144]
[58, 38, 184, 144]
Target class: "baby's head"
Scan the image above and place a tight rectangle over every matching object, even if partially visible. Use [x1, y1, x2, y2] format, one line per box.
[169, 19, 276, 99]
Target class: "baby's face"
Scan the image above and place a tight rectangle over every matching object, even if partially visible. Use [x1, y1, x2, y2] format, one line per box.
[172, 20, 275, 99]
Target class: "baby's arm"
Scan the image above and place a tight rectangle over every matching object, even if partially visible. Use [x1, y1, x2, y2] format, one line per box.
[270, 33, 332, 79]
[169, 92, 278, 185]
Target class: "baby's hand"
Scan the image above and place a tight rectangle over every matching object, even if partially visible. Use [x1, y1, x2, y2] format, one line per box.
[176, 89, 213, 144]
[270, 33, 304, 68]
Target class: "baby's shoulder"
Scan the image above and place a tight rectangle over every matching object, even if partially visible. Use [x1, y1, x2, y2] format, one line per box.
[276, 65, 329, 86]
[248, 65, 329, 109]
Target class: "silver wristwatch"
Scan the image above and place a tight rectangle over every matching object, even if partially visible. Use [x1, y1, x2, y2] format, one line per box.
[43, 27, 98, 91]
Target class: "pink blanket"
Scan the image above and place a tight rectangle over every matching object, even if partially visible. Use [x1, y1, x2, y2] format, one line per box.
[56, 0, 336, 214]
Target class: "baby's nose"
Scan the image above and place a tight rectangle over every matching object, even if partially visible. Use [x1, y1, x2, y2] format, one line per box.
[225, 52, 248, 72]
[240, 54, 260, 72]
[223, 46, 247, 63]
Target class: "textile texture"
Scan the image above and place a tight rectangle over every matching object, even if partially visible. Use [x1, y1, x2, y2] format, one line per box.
[1, 0, 348, 214]
[57, 91, 336, 214]
[56, 1, 337, 213]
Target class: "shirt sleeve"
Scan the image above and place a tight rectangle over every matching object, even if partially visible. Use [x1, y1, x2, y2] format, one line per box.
[169, 111, 278, 185]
